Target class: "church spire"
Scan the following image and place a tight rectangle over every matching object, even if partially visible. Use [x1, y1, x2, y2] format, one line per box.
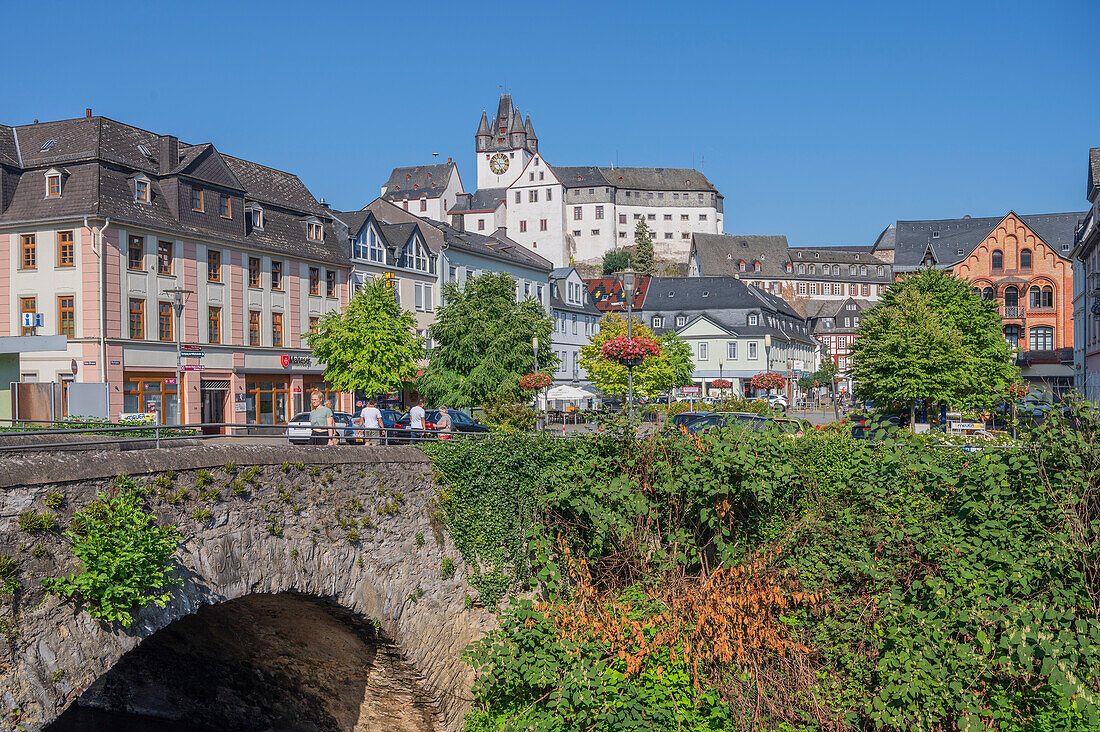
[524, 114, 537, 153]
[475, 111, 491, 152]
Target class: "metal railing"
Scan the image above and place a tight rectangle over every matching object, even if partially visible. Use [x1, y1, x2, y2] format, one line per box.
[0, 419, 580, 453]
[999, 306, 1026, 319]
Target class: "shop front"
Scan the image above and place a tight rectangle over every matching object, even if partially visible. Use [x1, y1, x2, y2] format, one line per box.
[122, 372, 179, 425]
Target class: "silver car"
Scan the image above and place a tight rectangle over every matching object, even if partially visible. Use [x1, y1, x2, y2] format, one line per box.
[286, 411, 355, 444]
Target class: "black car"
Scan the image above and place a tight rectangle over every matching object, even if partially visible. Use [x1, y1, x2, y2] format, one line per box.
[685, 412, 769, 434]
[667, 411, 713, 433]
[393, 409, 489, 440]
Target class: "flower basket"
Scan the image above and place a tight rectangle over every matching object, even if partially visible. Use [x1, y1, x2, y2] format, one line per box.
[750, 372, 787, 391]
[520, 372, 552, 391]
[601, 336, 661, 366]
[710, 378, 733, 389]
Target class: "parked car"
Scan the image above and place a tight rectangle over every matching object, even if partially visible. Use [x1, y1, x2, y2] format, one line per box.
[849, 412, 902, 441]
[345, 408, 404, 444]
[686, 412, 807, 437]
[392, 409, 490, 440]
[286, 411, 356, 444]
[752, 394, 789, 412]
[667, 411, 713, 433]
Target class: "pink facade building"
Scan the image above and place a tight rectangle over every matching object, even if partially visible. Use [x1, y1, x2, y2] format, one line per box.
[0, 113, 349, 426]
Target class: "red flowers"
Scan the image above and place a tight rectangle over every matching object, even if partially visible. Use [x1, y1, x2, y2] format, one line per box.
[750, 372, 787, 390]
[1004, 381, 1029, 399]
[601, 336, 661, 364]
[710, 378, 732, 388]
[520, 372, 552, 390]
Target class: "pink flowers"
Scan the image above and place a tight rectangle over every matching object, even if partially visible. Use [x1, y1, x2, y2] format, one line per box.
[1004, 381, 1029, 399]
[750, 372, 787, 391]
[710, 378, 733, 388]
[601, 336, 661, 364]
[520, 372, 552, 390]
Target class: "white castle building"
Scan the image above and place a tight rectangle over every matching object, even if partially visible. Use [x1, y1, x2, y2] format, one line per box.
[382, 94, 725, 268]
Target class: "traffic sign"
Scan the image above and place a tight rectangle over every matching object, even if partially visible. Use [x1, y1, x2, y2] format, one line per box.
[182, 365, 205, 372]
[182, 350, 205, 358]
[682, 386, 701, 395]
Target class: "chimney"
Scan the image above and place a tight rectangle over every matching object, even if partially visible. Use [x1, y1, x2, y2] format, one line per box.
[450, 213, 465, 232]
[447, 157, 452, 163]
[85, 108, 92, 118]
[158, 135, 178, 174]
[319, 198, 329, 209]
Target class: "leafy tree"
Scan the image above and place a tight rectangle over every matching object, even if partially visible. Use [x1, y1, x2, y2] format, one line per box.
[305, 278, 423, 395]
[579, 313, 694, 399]
[814, 359, 839, 392]
[419, 273, 557, 408]
[602, 249, 631, 276]
[633, 218, 654, 275]
[851, 268, 1015, 423]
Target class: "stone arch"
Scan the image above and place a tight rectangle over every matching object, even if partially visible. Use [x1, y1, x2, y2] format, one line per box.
[0, 446, 493, 731]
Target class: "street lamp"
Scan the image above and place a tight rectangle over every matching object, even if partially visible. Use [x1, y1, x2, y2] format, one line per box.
[164, 287, 193, 425]
[616, 268, 637, 419]
[763, 334, 772, 400]
[532, 336, 543, 430]
[718, 360, 724, 399]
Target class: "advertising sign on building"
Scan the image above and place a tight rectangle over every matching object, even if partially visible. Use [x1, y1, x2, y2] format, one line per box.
[681, 386, 701, 395]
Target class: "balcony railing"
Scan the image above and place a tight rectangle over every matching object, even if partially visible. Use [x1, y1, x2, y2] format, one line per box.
[999, 306, 1025, 319]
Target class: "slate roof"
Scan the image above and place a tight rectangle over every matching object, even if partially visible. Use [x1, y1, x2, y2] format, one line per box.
[0, 126, 19, 167]
[891, 212, 1087, 270]
[1090, 148, 1100, 201]
[381, 162, 456, 201]
[360, 197, 444, 254]
[871, 223, 896, 253]
[549, 268, 601, 315]
[789, 246, 880, 264]
[433, 221, 552, 272]
[0, 115, 346, 265]
[692, 234, 790, 277]
[448, 187, 506, 213]
[551, 165, 719, 193]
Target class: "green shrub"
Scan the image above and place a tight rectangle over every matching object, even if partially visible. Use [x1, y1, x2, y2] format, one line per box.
[414, 532, 424, 548]
[195, 469, 213, 491]
[241, 465, 260, 483]
[480, 402, 538, 433]
[222, 461, 237, 475]
[345, 528, 359, 544]
[43, 484, 179, 627]
[440, 557, 455, 579]
[0, 556, 19, 596]
[44, 491, 64, 509]
[18, 510, 56, 533]
[192, 508, 211, 522]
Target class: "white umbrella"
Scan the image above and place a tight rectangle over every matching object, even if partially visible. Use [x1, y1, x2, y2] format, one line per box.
[546, 384, 592, 401]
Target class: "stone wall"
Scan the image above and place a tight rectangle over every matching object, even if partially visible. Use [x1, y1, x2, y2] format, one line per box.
[0, 445, 494, 731]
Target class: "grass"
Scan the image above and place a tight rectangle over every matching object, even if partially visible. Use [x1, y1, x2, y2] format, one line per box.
[18, 510, 56, 533]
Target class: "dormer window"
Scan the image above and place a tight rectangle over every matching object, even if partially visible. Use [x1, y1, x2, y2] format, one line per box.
[133, 176, 150, 204]
[738, 261, 746, 272]
[748, 314, 759, 325]
[248, 205, 264, 230]
[306, 220, 324, 243]
[45, 169, 63, 198]
[753, 262, 761, 272]
[785, 262, 793, 273]
[676, 316, 686, 327]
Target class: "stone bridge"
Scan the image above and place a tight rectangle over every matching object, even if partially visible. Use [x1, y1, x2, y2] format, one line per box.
[0, 444, 494, 731]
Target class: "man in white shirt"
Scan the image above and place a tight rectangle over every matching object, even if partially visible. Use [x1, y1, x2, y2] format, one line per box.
[359, 399, 383, 445]
[409, 399, 426, 442]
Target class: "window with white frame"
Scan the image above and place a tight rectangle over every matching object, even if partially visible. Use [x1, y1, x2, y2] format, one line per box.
[727, 341, 737, 359]
[676, 315, 686, 327]
[652, 316, 663, 328]
[249, 205, 264, 230]
[306, 220, 323, 242]
[748, 314, 758, 325]
[399, 236, 429, 272]
[698, 342, 708, 360]
[414, 282, 434, 312]
[748, 342, 758, 359]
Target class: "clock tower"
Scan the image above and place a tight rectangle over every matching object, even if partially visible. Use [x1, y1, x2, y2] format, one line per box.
[475, 93, 538, 190]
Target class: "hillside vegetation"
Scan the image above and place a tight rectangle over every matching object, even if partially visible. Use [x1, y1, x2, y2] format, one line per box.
[427, 409, 1100, 731]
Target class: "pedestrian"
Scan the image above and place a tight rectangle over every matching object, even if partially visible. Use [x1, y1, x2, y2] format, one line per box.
[435, 405, 454, 440]
[409, 399, 426, 443]
[360, 398, 383, 445]
[309, 390, 336, 445]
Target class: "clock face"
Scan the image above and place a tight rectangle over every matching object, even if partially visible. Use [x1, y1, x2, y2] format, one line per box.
[489, 153, 509, 175]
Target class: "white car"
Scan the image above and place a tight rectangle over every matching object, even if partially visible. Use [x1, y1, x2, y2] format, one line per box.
[753, 394, 789, 411]
[286, 411, 356, 444]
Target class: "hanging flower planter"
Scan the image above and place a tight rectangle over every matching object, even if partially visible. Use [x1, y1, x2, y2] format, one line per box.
[750, 372, 787, 391]
[520, 372, 552, 390]
[601, 335, 661, 367]
[710, 378, 733, 389]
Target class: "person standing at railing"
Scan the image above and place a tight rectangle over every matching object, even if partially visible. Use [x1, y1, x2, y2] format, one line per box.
[309, 390, 336, 446]
[359, 398, 383, 445]
[436, 406, 453, 440]
[409, 399, 425, 443]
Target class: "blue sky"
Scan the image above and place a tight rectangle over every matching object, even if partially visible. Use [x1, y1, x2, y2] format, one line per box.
[6, 0, 1096, 245]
